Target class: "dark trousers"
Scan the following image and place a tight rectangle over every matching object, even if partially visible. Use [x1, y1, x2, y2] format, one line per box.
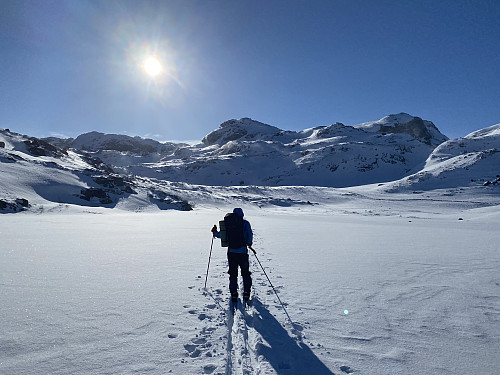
[227, 252, 252, 295]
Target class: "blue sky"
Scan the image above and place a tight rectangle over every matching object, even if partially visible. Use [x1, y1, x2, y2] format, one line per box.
[1, 0, 499, 141]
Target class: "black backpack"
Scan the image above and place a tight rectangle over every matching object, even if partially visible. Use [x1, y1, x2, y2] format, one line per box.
[221, 212, 245, 249]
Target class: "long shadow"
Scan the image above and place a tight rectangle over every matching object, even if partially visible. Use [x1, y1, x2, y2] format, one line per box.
[249, 298, 335, 375]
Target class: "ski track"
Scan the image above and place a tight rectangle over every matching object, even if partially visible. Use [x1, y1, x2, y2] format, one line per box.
[3, 210, 499, 374]
[190, 251, 341, 375]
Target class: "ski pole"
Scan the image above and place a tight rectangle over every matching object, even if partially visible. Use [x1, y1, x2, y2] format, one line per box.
[249, 246, 294, 327]
[204, 228, 216, 289]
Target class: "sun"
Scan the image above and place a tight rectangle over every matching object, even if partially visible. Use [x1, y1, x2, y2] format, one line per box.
[142, 56, 162, 77]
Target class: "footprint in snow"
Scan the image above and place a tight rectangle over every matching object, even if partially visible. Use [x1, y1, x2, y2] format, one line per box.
[340, 365, 354, 373]
[203, 364, 217, 374]
[189, 349, 201, 358]
[184, 335, 213, 358]
[184, 344, 201, 358]
[201, 327, 216, 335]
[192, 337, 206, 345]
[291, 322, 304, 336]
[198, 313, 209, 321]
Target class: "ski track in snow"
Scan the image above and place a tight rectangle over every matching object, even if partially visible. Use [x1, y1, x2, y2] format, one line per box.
[188, 247, 343, 375]
[1, 204, 500, 374]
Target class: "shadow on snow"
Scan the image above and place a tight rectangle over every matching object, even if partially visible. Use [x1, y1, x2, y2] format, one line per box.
[249, 298, 335, 375]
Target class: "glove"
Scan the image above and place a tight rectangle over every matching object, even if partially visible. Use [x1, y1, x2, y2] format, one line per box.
[211, 225, 217, 234]
[248, 245, 256, 254]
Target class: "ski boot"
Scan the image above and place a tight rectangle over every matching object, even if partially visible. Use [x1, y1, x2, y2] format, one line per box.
[243, 291, 250, 302]
[231, 292, 238, 303]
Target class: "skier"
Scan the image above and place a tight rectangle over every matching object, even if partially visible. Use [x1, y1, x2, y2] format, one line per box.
[211, 208, 253, 303]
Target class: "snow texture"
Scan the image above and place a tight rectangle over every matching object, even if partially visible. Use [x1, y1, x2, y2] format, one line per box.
[1, 201, 499, 375]
[1, 114, 500, 374]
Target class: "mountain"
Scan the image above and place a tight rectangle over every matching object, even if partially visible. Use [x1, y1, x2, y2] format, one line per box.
[0, 129, 191, 212]
[1, 113, 499, 212]
[68, 113, 448, 187]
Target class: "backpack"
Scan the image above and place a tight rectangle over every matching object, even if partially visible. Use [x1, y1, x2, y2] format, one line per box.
[219, 212, 245, 249]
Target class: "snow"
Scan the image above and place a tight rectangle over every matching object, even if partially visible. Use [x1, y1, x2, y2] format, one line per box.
[381, 121, 500, 192]
[2, 116, 500, 374]
[465, 123, 500, 139]
[44, 114, 446, 188]
[1, 196, 500, 375]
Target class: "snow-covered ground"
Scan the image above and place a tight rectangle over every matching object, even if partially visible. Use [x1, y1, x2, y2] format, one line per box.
[2, 194, 499, 375]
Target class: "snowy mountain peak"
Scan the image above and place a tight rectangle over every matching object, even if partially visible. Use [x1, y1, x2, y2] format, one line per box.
[355, 113, 448, 146]
[202, 118, 283, 145]
[465, 123, 500, 139]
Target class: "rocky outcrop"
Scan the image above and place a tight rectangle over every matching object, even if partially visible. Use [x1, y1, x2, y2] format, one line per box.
[0, 198, 29, 212]
[24, 138, 67, 157]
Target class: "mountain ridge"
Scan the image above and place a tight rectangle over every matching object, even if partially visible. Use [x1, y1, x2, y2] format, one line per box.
[1, 113, 499, 212]
[45, 113, 448, 187]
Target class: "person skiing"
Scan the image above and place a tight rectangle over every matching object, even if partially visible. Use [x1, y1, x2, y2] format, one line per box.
[211, 208, 253, 303]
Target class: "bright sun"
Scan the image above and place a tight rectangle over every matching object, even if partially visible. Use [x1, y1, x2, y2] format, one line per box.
[142, 56, 162, 77]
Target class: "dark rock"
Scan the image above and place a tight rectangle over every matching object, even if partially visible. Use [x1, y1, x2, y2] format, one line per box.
[148, 189, 193, 211]
[80, 188, 109, 201]
[93, 174, 137, 196]
[124, 185, 137, 194]
[94, 175, 125, 188]
[23, 137, 68, 157]
[340, 365, 354, 373]
[99, 196, 113, 204]
[82, 154, 114, 174]
[0, 141, 5, 148]
[15, 198, 29, 207]
[379, 117, 433, 144]
[179, 200, 193, 211]
[0, 198, 29, 212]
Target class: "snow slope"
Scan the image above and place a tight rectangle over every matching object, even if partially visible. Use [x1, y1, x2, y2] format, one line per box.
[383, 123, 500, 192]
[1, 200, 499, 375]
[0, 129, 192, 212]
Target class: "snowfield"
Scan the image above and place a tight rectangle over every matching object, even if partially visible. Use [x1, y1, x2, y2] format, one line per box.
[2, 116, 500, 374]
[2, 195, 500, 375]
